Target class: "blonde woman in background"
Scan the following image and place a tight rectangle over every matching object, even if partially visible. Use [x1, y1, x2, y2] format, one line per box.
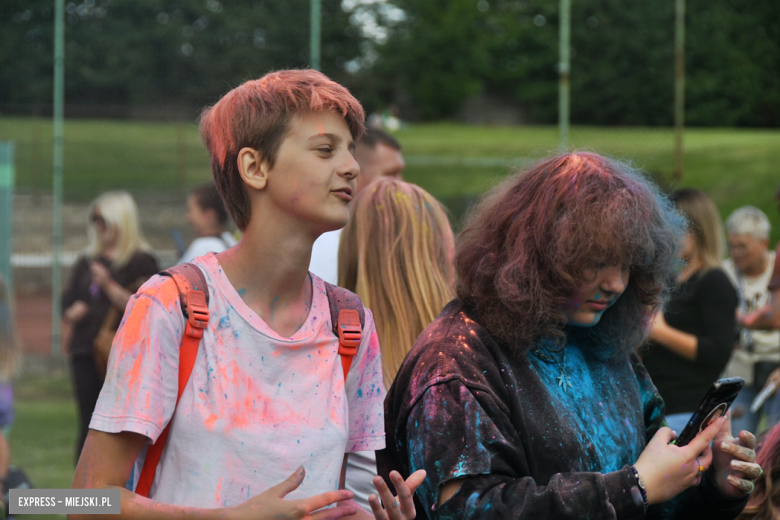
[642, 188, 739, 434]
[62, 191, 158, 461]
[338, 178, 455, 510]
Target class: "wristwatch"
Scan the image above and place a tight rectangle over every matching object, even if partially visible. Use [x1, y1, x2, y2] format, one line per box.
[630, 466, 649, 511]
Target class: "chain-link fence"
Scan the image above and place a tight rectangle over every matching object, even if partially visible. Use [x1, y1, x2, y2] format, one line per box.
[3, 107, 780, 360]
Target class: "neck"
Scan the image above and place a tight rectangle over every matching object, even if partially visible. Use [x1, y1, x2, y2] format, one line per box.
[741, 252, 770, 277]
[678, 257, 703, 282]
[215, 207, 318, 332]
[101, 245, 118, 260]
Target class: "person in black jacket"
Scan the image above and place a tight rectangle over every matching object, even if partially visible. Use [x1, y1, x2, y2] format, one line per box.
[643, 188, 739, 435]
[378, 153, 761, 520]
[62, 191, 158, 462]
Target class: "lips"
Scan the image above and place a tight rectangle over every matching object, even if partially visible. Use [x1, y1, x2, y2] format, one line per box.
[587, 300, 609, 312]
[331, 187, 353, 202]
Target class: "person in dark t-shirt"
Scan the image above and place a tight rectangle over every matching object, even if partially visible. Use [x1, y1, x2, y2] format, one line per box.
[378, 153, 761, 520]
[643, 188, 738, 433]
[62, 191, 158, 461]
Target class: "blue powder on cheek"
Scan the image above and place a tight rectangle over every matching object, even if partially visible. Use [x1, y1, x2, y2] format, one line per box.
[594, 294, 600, 300]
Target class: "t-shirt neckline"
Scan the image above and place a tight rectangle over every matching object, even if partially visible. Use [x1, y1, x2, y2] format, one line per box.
[202, 252, 323, 342]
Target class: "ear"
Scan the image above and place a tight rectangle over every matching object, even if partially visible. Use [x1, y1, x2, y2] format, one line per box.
[237, 147, 270, 191]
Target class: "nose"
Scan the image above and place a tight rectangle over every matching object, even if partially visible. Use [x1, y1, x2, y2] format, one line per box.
[600, 265, 628, 296]
[339, 152, 360, 181]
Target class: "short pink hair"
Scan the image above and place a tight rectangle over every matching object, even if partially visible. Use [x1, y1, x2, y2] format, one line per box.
[199, 69, 366, 230]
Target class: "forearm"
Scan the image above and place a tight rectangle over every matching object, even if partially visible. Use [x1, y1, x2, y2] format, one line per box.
[427, 468, 644, 520]
[103, 280, 131, 309]
[743, 292, 780, 330]
[652, 325, 698, 361]
[68, 488, 231, 520]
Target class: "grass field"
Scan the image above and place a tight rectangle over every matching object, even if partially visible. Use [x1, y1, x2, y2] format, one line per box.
[1, 117, 780, 239]
[8, 373, 76, 520]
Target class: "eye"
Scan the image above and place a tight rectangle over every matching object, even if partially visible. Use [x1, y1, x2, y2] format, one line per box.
[317, 146, 333, 154]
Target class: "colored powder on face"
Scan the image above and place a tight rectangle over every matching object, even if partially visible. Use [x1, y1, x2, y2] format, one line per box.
[237, 288, 247, 299]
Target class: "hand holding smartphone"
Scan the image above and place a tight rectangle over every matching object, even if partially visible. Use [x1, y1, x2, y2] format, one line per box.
[671, 377, 744, 447]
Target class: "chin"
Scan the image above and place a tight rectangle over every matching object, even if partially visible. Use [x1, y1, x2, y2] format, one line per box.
[569, 314, 602, 328]
[320, 214, 349, 233]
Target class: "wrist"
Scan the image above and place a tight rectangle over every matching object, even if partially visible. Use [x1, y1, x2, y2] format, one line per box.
[630, 465, 649, 511]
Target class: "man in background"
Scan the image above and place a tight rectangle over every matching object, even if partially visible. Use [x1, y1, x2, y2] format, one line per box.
[308, 127, 405, 284]
[178, 182, 237, 264]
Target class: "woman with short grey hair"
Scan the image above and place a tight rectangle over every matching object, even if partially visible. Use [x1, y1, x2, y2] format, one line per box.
[722, 205, 779, 435]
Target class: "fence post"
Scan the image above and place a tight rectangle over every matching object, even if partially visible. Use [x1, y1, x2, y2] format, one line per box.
[51, 0, 65, 356]
[673, 0, 686, 181]
[310, 0, 321, 71]
[558, 0, 571, 152]
[0, 143, 13, 290]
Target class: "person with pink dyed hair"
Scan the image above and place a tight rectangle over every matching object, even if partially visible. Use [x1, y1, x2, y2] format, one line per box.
[71, 70, 423, 520]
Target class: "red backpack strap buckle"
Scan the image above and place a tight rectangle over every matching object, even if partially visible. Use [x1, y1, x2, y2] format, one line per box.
[337, 309, 362, 352]
[324, 282, 366, 380]
[185, 289, 209, 339]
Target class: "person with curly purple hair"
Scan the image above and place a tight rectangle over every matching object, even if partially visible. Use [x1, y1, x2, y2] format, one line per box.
[378, 152, 762, 519]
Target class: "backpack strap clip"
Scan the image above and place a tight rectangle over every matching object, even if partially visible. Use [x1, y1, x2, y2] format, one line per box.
[337, 309, 362, 352]
[185, 289, 209, 339]
[324, 282, 366, 380]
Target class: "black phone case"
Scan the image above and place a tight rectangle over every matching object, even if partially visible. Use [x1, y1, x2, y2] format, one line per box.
[674, 377, 744, 447]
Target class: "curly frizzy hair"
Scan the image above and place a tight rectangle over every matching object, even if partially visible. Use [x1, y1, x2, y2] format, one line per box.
[738, 424, 780, 520]
[455, 152, 686, 358]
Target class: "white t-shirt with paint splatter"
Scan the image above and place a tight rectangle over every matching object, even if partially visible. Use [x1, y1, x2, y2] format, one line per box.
[90, 252, 385, 508]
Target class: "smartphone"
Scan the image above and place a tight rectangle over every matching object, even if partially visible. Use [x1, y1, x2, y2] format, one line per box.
[672, 377, 744, 447]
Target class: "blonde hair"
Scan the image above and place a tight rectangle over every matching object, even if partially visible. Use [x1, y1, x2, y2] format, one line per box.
[0, 276, 22, 381]
[338, 179, 455, 388]
[672, 188, 725, 272]
[86, 191, 152, 267]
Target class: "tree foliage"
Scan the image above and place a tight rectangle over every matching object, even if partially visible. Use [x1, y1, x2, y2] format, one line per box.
[0, 0, 364, 108]
[1, 0, 777, 126]
[372, 0, 779, 125]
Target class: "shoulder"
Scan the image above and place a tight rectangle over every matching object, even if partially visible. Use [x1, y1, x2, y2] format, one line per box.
[699, 268, 738, 295]
[136, 250, 159, 268]
[181, 238, 226, 261]
[721, 259, 738, 286]
[190, 237, 224, 250]
[74, 255, 92, 270]
[135, 273, 183, 313]
[391, 300, 504, 408]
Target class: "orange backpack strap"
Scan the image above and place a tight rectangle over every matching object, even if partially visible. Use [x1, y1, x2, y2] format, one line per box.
[135, 263, 209, 498]
[324, 283, 365, 380]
